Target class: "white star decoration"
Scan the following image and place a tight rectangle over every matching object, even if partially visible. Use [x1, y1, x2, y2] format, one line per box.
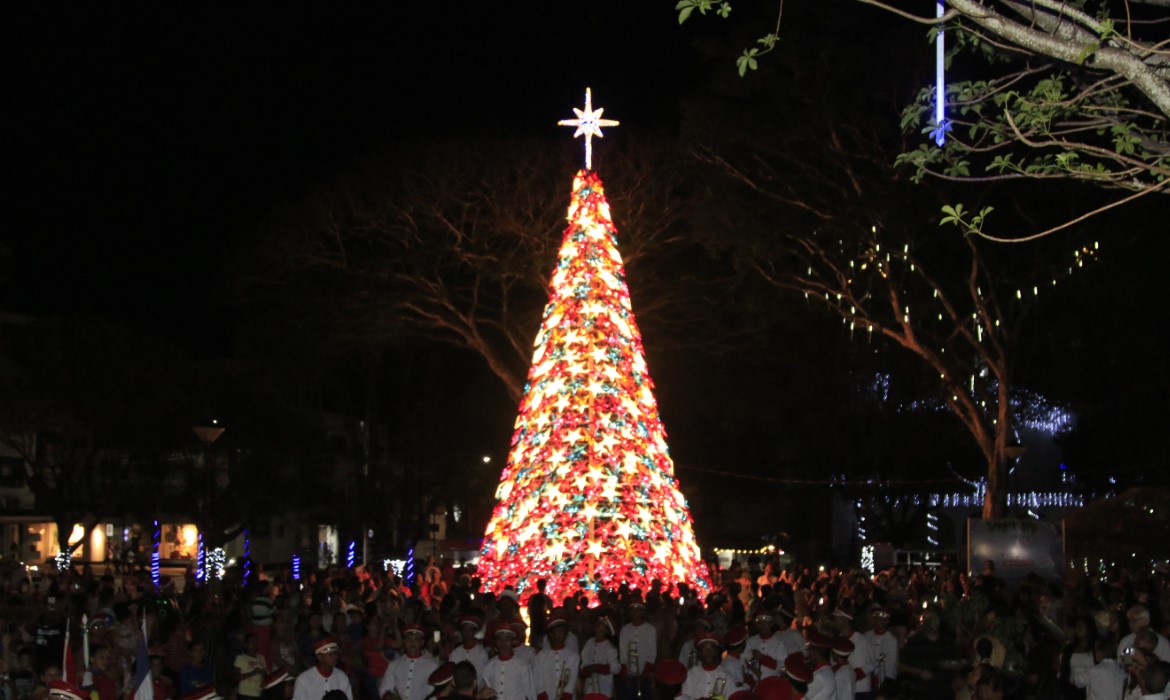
[558, 87, 619, 170]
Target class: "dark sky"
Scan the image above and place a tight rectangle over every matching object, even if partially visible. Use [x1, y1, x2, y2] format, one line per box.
[7, 4, 708, 344]
[7, 3, 1166, 536]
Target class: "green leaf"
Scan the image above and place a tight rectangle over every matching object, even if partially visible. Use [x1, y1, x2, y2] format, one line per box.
[717, 2, 732, 18]
[1074, 42, 1099, 64]
[678, 5, 694, 23]
[736, 48, 759, 76]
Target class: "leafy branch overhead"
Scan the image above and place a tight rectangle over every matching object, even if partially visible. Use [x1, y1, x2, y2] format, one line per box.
[679, 0, 1170, 242]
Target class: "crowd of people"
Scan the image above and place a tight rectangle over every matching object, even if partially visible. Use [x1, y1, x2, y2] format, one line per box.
[1, 554, 1169, 700]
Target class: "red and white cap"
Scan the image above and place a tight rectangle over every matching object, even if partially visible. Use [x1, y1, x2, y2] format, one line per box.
[313, 636, 341, 655]
[489, 620, 517, 638]
[655, 659, 687, 686]
[805, 629, 834, 649]
[429, 662, 457, 686]
[48, 682, 87, 700]
[402, 623, 427, 638]
[782, 653, 813, 683]
[262, 669, 291, 690]
[831, 636, 855, 656]
[458, 615, 483, 629]
[179, 688, 224, 700]
[547, 610, 570, 628]
[695, 631, 722, 648]
[754, 676, 789, 700]
[722, 625, 748, 648]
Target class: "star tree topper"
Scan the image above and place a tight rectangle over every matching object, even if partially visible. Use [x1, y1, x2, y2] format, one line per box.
[558, 87, 619, 171]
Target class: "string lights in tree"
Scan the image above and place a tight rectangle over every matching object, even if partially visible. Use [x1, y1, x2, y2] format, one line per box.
[196, 534, 205, 585]
[242, 530, 252, 586]
[292, 553, 301, 582]
[477, 91, 712, 604]
[151, 521, 160, 589]
[404, 540, 416, 588]
[207, 547, 226, 580]
[930, 0, 951, 146]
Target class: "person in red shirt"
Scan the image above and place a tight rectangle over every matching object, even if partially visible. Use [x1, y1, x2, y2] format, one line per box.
[360, 618, 394, 700]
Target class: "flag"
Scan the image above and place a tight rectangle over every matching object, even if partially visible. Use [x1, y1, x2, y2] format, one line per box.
[62, 622, 74, 683]
[132, 618, 152, 700]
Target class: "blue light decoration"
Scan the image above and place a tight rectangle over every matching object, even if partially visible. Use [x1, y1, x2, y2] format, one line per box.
[195, 534, 206, 585]
[929, 0, 952, 146]
[292, 553, 301, 581]
[242, 529, 252, 586]
[151, 520, 160, 589]
[404, 540, 416, 588]
[346, 540, 356, 569]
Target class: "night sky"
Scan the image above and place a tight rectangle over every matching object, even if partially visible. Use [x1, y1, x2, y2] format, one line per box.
[7, 4, 1168, 547]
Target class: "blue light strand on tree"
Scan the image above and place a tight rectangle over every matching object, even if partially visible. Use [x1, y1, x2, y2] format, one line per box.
[292, 553, 301, 581]
[404, 540, 416, 588]
[931, 0, 951, 146]
[347, 540, 356, 569]
[196, 534, 205, 585]
[151, 521, 160, 589]
[243, 530, 252, 586]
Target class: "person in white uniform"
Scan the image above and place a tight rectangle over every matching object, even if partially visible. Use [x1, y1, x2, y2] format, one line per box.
[293, 637, 353, 700]
[676, 634, 734, 700]
[482, 621, 537, 700]
[381, 624, 441, 700]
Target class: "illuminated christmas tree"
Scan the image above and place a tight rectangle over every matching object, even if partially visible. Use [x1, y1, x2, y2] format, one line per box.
[477, 90, 711, 604]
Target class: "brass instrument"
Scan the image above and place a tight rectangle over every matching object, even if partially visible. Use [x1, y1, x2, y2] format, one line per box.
[628, 641, 640, 700]
[710, 677, 726, 700]
[555, 663, 570, 700]
[688, 644, 697, 669]
[876, 652, 886, 684]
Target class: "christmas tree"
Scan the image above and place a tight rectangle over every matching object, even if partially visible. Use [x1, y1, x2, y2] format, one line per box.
[476, 90, 711, 604]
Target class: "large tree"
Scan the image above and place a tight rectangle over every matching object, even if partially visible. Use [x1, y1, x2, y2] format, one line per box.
[235, 136, 737, 405]
[682, 19, 1101, 519]
[677, 0, 1170, 241]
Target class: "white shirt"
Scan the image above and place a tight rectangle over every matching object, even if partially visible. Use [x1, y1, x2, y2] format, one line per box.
[744, 633, 787, 680]
[580, 638, 619, 698]
[1070, 653, 1127, 700]
[847, 630, 875, 693]
[542, 632, 579, 652]
[515, 644, 537, 667]
[450, 643, 490, 682]
[719, 654, 749, 692]
[293, 666, 353, 700]
[832, 662, 854, 700]
[533, 645, 579, 700]
[482, 654, 537, 700]
[619, 623, 657, 675]
[677, 664, 734, 700]
[380, 653, 440, 700]
[1117, 632, 1170, 663]
[777, 629, 806, 660]
[863, 629, 898, 683]
[806, 663, 837, 700]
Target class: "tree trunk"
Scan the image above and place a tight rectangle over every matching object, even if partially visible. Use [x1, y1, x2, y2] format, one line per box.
[983, 451, 1007, 520]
